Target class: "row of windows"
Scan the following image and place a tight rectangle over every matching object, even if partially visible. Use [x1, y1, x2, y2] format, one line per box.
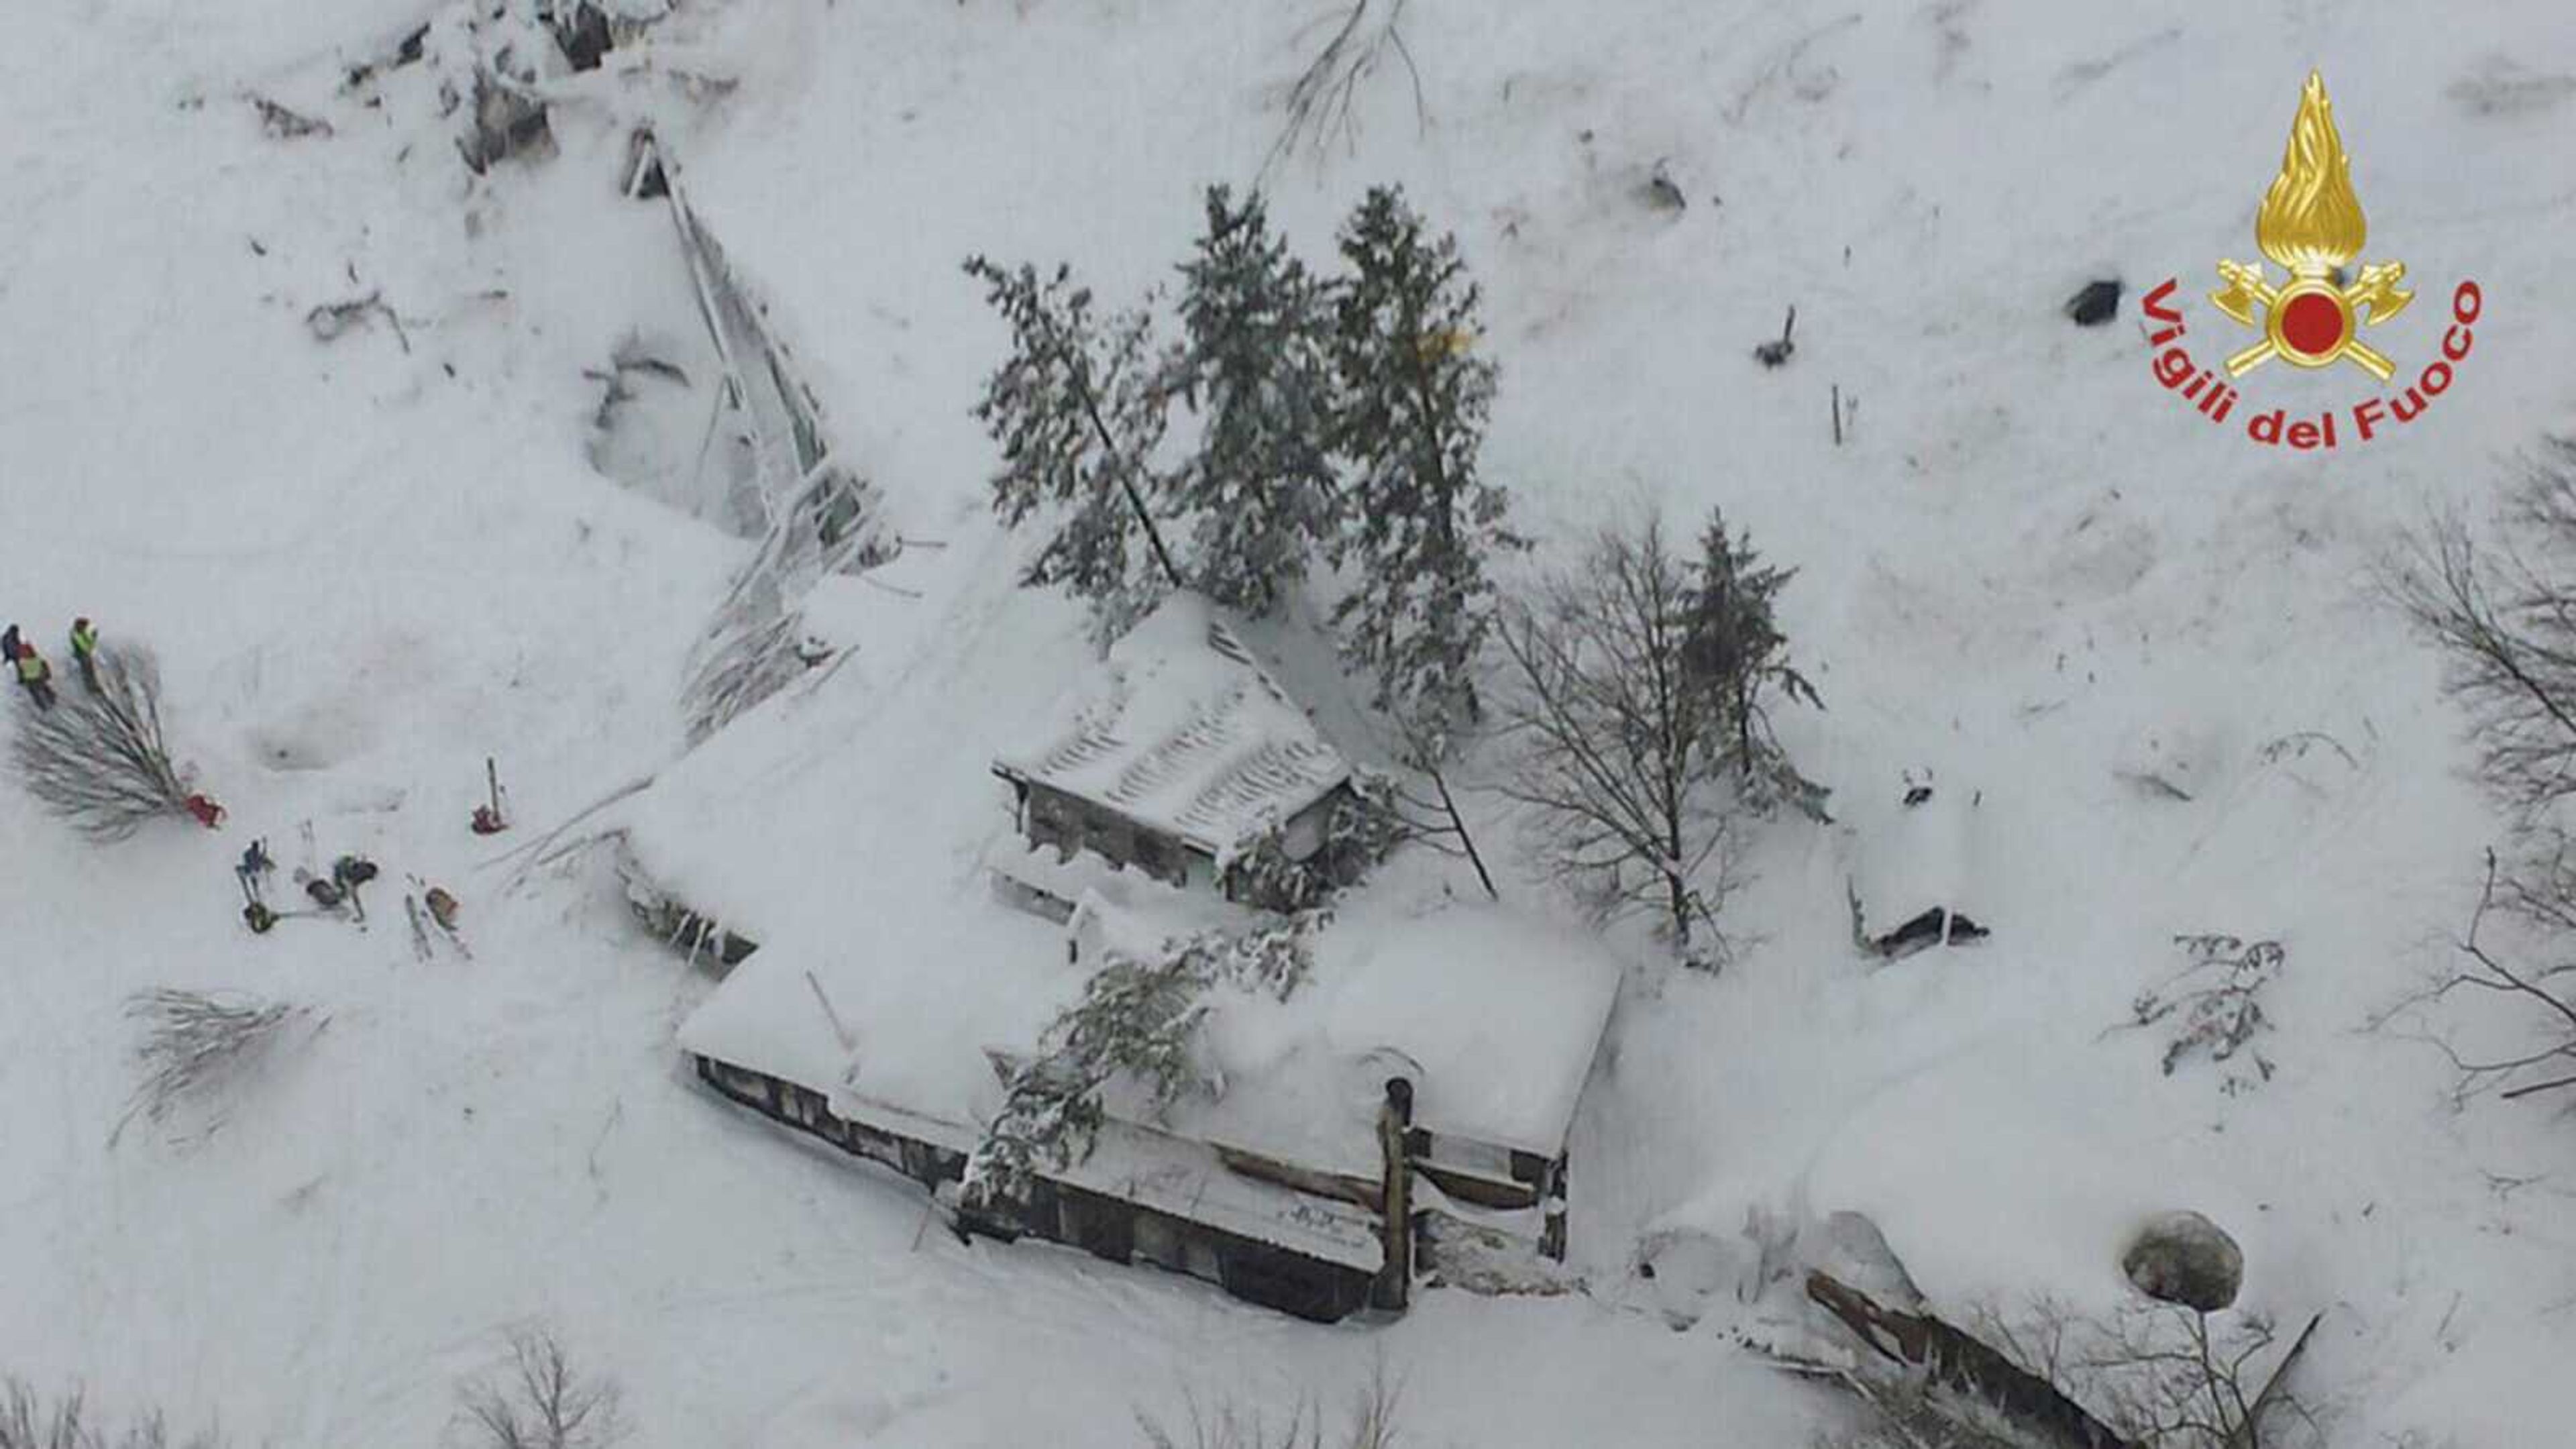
[1025, 788, 1189, 887]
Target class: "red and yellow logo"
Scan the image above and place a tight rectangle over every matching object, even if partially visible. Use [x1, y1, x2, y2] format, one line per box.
[2139, 70, 2483, 449]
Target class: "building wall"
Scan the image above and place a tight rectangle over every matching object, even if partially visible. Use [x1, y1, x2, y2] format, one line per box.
[1022, 782, 1194, 889]
[692, 1053, 1375, 1322]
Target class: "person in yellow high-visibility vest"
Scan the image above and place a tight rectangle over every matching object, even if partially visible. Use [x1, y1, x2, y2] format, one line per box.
[67, 617, 99, 694]
[13, 643, 56, 711]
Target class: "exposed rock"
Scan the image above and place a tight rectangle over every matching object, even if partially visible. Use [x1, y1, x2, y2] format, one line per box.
[2065, 278, 2123, 325]
[2122, 1210, 2243, 1311]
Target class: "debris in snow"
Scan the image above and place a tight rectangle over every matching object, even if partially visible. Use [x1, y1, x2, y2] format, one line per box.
[2121, 1209, 2243, 1312]
[620, 125, 667, 199]
[2065, 278, 2123, 325]
[1754, 304, 1796, 367]
[1805, 1270, 2133, 1449]
[1638, 158, 1686, 215]
[2121, 934, 2280, 1087]
[2114, 767, 2192, 802]
[341, 22, 430, 92]
[246, 94, 331, 140]
[305, 291, 410, 352]
[472, 757, 511, 836]
[2445, 56, 2576, 119]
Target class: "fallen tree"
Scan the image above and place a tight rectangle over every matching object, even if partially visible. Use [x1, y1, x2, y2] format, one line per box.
[11, 643, 201, 841]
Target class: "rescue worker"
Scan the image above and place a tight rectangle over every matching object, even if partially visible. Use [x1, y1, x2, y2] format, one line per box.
[67, 617, 99, 693]
[13, 643, 54, 710]
[331, 853, 378, 922]
[235, 838, 274, 904]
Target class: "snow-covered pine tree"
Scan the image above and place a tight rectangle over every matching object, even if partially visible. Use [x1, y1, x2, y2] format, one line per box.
[1327, 186, 1525, 754]
[964, 257, 1185, 631]
[1168, 185, 1342, 619]
[1681, 508, 1828, 819]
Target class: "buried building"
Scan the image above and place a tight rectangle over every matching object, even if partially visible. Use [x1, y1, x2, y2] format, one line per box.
[1847, 773, 1992, 958]
[987, 596, 1369, 912]
[624, 595, 1624, 1320]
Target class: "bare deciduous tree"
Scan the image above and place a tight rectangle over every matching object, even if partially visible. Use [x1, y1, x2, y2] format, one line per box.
[1139, 1362, 1403, 1449]
[2383, 440, 2576, 1104]
[0, 1380, 220, 1449]
[458, 1330, 625, 1449]
[2373, 852, 2576, 1106]
[11, 644, 195, 841]
[1495, 517, 1739, 956]
[2382, 443, 2576, 834]
[1966, 1298, 2314, 1449]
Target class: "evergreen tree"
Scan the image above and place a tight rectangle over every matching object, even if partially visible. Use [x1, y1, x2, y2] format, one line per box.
[963, 257, 1185, 619]
[1682, 508, 1827, 817]
[1328, 186, 1525, 753]
[1169, 186, 1342, 618]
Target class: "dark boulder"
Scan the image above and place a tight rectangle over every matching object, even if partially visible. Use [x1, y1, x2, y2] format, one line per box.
[2122, 1210, 2243, 1311]
[2065, 278, 2123, 326]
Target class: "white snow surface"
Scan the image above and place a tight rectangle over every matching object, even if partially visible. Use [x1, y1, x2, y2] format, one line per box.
[6, 0, 2575, 1445]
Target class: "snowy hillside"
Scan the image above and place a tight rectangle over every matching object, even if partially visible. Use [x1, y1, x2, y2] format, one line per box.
[3, 1, 2572, 1446]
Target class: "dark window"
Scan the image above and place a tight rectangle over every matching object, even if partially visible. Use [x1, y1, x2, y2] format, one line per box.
[1131, 830, 1179, 883]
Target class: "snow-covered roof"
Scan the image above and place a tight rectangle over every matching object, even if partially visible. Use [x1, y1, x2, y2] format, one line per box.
[991, 594, 1353, 859]
[1180, 898, 1627, 1171]
[635, 567, 1616, 1240]
[673, 885, 1624, 1198]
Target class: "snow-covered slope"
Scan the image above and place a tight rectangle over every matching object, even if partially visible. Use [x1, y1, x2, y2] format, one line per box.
[4, 0, 2572, 1444]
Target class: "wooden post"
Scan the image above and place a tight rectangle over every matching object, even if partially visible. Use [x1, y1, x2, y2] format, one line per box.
[1373, 1077, 1415, 1311]
[1831, 384, 1843, 446]
[486, 757, 503, 820]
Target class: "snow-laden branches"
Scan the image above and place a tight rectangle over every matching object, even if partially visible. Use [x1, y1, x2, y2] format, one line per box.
[661, 138, 898, 743]
[680, 461, 885, 743]
[963, 916, 1328, 1210]
[11, 644, 195, 841]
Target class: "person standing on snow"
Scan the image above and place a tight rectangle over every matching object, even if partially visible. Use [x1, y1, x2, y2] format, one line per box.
[235, 839, 274, 904]
[14, 643, 56, 710]
[68, 618, 99, 692]
[1, 624, 21, 665]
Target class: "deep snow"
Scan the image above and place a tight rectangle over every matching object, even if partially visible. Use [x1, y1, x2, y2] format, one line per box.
[5, 1, 2573, 1445]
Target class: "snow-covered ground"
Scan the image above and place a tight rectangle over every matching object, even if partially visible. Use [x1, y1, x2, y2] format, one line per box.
[4, 1, 2572, 1444]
